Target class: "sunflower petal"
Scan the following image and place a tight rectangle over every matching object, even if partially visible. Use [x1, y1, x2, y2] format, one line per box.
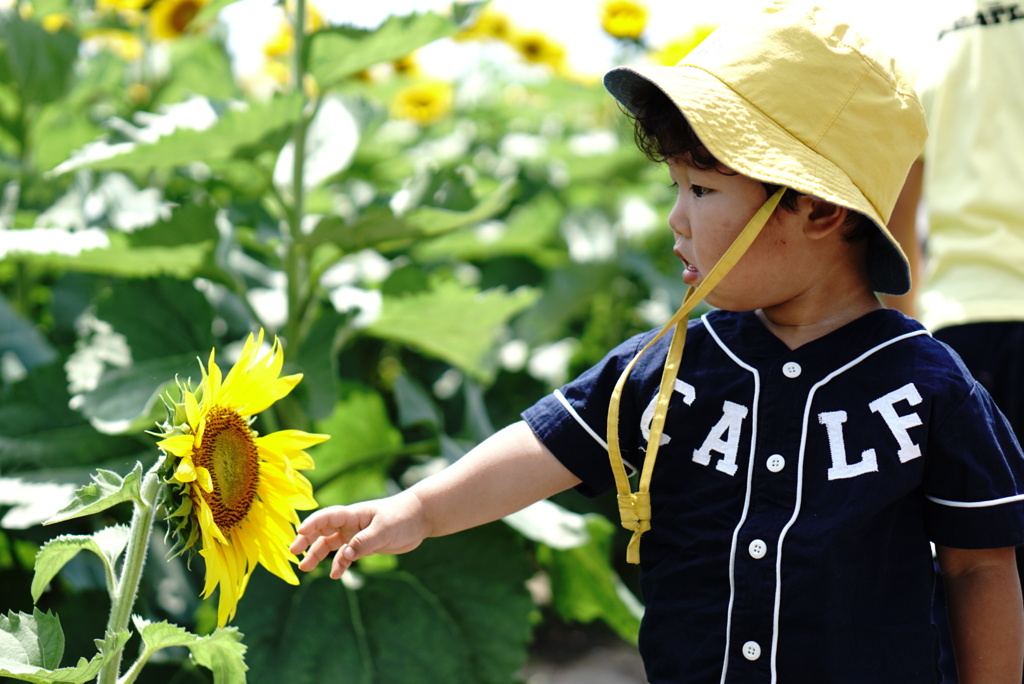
[174, 459, 197, 483]
[159, 434, 195, 458]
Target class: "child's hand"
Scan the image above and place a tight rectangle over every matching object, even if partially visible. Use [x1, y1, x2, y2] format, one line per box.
[289, 490, 431, 579]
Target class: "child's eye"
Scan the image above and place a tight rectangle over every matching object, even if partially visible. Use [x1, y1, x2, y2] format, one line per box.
[690, 185, 710, 198]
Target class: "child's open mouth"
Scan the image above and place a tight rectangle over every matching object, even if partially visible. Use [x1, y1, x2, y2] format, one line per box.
[683, 262, 700, 286]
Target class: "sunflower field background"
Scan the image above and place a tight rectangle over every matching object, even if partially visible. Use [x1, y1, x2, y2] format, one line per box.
[0, 0, 719, 681]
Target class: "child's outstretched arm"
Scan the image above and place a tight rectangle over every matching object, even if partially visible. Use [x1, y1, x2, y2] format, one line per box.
[937, 545, 1024, 683]
[289, 420, 582, 579]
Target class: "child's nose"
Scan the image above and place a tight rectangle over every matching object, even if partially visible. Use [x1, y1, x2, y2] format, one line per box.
[668, 202, 689, 239]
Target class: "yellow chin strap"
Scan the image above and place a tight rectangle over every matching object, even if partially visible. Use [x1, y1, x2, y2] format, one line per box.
[608, 188, 784, 564]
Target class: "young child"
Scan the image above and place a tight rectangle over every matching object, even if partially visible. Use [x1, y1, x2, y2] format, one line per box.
[291, 3, 1024, 682]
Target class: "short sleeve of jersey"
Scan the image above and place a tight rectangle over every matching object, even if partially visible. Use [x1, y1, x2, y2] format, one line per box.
[522, 330, 665, 498]
[924, 379, 1024, 549]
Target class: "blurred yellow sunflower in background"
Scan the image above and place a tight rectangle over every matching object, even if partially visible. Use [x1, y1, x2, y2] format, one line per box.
[510, 30, 567, 72]
[600, 0, 648, 40]
[147, 0, 208, 41]
[391, 80, 454, 125]
[84, 28, 146, 61]
[392, 53, 420, 77]
[455, 6, 513, 42]
[156, 330, 327, 627]
[651, 23, 717, 65]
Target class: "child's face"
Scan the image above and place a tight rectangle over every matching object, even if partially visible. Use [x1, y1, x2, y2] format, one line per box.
[666, 156, 803, 312]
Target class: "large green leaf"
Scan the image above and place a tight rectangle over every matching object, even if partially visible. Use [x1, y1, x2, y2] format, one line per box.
[415, 191, 565, 265]
[0, 364, 145, 472]
[235, 524, 532, 684]
[0, 295, 56, 371]
[133, 619, 247, 684]
[0, 14, 79, 106]
[307, 3, 482, 88]
[51, 93, 302, 175]
[536, 515, 643, 644]
[31, 525, 130, 602]
[0, 610, 130, 683]
[44, 463, 143, 526]
[13, 203, 220, 280]
[367, 281, 538, 381]
[307, 382, 401, 505]
[294, 311, 345, 421]
[68, 277, 216, 434]
[303, 177, 515, 251]
[153, 36, 239, 106]
[75, 354, 202, 434]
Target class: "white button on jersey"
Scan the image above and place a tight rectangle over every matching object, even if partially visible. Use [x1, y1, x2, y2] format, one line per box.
[742, 641, 761, 661]
[782, 361, 802, 378]
[748, 539, 767, 559]
[766, 454, 786, 472]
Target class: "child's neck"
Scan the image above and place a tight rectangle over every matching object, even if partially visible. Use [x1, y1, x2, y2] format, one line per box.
[755, 291, 884, 350]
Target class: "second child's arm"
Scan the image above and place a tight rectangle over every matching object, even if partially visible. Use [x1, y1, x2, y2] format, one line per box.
[290, 420, 582, 579]
[937, 545, 1024, 683]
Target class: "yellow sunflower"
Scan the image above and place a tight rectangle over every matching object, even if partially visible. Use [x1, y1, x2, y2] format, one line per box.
[510, 30, 568, 72]
[84, 28, 146, 61]
[156, 330, 327, 627]
[392, 52, 420, 77]
[455, 6, 513, 42]
[147, 0, 209, 41]
[391, 80, 454, 125]
[600, 0, 648, 40]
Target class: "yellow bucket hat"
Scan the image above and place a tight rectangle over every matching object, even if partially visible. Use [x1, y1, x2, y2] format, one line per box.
[604, 1, 927, 297]
[601, 2, 927, 564]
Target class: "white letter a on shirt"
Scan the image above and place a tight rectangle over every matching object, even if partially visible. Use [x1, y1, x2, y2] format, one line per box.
[692, 401, 748, 476]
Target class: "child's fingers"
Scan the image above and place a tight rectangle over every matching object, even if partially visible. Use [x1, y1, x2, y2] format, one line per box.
[296, 532, 345, 572]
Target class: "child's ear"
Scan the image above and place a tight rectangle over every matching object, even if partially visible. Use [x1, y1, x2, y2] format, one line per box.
[800, 197, 847, 240]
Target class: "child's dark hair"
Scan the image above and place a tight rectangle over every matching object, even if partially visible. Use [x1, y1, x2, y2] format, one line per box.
[627, 81, 874, 243]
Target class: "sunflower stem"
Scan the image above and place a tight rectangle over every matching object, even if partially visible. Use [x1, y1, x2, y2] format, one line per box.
[284, 0, 310, 351]
[97, 465, 162, 684]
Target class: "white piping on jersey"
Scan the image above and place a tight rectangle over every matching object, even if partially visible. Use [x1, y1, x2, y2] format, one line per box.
[704, 315, 929, 684]
[702, 315, 761, 684]
[927, 491, 1024, 508]
[553, 389, 638, 475]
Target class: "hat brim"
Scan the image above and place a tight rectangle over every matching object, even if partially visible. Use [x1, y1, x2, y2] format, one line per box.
[604, 65, 910, 295]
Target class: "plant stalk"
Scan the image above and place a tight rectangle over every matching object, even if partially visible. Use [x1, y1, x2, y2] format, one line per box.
[284, 0, 310, 351]
[96, 466, 162, 684]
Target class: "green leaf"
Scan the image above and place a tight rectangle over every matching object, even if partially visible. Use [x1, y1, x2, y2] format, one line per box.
[133, 618, 248, 684]
[235, 524, 532, 684]
[307, 382, 402, 503]
[76, 354, 199, 435]
[537, 515, 643, 644]
[0, 294, 57, 371]
[31, 525, 130, 602]
[0, 14, 79, 106]
[64, 276, 217, 434]
[51, 93, 302, 175]
[95, 276, 216, 363]
[0, 363, 145, 472]
[0, 620, 130, 683]
[367, 281, 538, 381]
[154, 36, 239, 106]
[0, 609, 63, 672]
[304, 177, 515, 251]
[186, 626, 248, 684]
[503, 499, 591, 550]
[415, 191, 564, 265]
[45, 462, 143, 525]
[15, 204, 220, 280]
[307, 4, 482, 87]
[391, 373, 441, 430]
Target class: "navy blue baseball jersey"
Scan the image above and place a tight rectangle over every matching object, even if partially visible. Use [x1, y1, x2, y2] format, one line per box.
[523, 308, 1024, 684]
